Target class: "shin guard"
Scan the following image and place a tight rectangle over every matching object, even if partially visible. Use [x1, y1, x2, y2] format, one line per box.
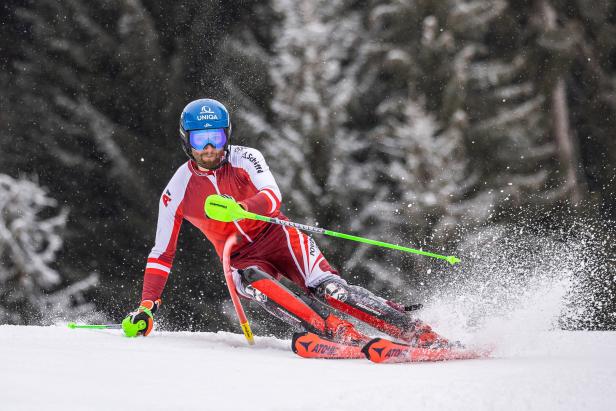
[313, 279, 420, 341]
[239, 267, 328, 335]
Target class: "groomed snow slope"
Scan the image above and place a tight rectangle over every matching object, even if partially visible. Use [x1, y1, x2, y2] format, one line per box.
[1, 326, 614, 411]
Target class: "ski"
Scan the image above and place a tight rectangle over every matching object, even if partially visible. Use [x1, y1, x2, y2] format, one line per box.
[292, 332, 492, 363]
[291, 332, 365, 359]
[361, 337, 491, 364]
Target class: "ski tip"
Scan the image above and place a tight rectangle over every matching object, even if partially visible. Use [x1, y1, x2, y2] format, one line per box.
[67, 322, 76, 329]
[362, 338, 407, 363]
[360, 338, 382, 359]
[291, 332, 309, 355]
[292, 332, 365, 359]
[365, 336, 495, 363]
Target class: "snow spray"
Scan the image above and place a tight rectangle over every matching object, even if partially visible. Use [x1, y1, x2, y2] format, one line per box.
[413, 216, 614, 356]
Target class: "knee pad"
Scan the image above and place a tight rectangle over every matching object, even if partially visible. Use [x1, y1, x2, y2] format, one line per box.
[238, 266, 271, 303]
[240, 266, 273, 284]
[314, 277, 414, 330]
[239, 266, 328, 334]
[314, 278, 352, 303]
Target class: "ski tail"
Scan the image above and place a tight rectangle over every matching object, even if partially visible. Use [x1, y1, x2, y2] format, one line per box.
[362, 337, 492, 363]
[292, 332, 364, 359]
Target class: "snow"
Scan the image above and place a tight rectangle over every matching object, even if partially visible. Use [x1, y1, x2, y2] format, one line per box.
[1, 325, 615, 411]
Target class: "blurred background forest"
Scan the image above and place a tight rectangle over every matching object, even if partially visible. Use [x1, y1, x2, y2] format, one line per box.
[1, 0, 615, 333]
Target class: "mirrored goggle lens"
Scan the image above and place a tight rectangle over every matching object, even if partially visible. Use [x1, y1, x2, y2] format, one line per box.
[189, 128, 227, 150]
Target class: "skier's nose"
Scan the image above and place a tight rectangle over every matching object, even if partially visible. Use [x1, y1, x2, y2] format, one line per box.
[199, 145, 217, 154]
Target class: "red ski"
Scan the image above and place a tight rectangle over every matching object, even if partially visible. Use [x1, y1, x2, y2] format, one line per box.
[292, 332, 492, 363]
[291, 332, 364, 359]
[361, 337, 491, 363]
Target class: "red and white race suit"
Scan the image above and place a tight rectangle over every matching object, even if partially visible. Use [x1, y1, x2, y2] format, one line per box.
[141, 145, 339, 301]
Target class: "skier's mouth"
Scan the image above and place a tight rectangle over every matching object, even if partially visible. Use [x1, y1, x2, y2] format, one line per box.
[194, 150, 223, 169]
[199, 153, 218, 163]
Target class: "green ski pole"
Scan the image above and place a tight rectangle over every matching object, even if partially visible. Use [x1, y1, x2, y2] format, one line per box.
[67, 322, 122, 329]
[204, 194, 461, 265]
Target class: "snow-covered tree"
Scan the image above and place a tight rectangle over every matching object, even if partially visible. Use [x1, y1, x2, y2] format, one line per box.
[232, 0, 603, 296]
[238, 1, 363, 215]
[5, 1, 265, 329]
[0, 174, 100, 324]
[233, 1, 406, 291]
[360, 1, 591, 243]
[4, 0, 616, 329]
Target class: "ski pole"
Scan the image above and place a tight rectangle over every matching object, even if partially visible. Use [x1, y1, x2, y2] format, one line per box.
[205, 195, 461, 265]
[67, 322, 122, 329]
[222, 234, 255, 345]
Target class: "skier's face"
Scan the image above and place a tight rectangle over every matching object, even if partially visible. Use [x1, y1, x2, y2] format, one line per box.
[192, 145, 224, 170]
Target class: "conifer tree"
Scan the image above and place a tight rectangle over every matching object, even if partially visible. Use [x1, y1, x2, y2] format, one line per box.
[0, 174, 100, 324]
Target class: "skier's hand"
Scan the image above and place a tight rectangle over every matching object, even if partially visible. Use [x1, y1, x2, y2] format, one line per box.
[122, 299, 161, 337]
[222, 194, 246, 210]
[204, 194, 247, 222]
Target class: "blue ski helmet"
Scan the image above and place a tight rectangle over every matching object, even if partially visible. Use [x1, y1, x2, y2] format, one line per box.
[179, 98, 232, 160]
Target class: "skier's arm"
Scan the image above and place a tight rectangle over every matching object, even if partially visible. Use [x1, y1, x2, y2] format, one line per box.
[141, 191, 185, 301]
[124, 185, 185, 337]
[237, 148, 282, 215]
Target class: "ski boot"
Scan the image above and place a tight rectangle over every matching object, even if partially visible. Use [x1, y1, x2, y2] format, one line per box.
[325, 314, 370, 346]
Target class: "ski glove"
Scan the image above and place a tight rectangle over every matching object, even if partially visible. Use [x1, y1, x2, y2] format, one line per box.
[122, 299, 161, 337]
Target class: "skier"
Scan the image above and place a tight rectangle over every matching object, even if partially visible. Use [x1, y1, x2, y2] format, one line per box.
[122, 98, 449, 348]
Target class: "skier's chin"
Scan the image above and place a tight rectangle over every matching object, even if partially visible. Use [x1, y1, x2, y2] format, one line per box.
[195, 158, 221, 170]
[195, 153, 223, 170]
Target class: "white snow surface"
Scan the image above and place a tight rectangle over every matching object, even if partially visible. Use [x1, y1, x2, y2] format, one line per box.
[1, 325, 615, 411]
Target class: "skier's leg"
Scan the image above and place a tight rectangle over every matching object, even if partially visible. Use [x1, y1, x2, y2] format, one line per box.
[237, 265, 325, 333]
[312, 277, 450, 347]
[235, 266, 369, 345]
[256, 225, 441, 345]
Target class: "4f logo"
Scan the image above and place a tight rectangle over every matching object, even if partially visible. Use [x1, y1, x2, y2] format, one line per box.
[162, 189, 172, 207]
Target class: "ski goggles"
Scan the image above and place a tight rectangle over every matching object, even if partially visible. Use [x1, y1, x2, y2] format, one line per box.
[188, 128, 227, 150]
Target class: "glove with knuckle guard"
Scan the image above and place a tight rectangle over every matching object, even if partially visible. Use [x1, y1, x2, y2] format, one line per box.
[122, 299, 161, 337]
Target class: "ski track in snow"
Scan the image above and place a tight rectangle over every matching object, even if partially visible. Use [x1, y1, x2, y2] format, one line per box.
[1, 325, 615, 411]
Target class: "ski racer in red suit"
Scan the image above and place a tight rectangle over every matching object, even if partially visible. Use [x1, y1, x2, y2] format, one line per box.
[123, 98, 448, 348]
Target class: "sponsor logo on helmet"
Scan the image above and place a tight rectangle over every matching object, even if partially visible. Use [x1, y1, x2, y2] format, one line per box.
[198, 105, 219, 121]
[197, 114, 219, 120]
